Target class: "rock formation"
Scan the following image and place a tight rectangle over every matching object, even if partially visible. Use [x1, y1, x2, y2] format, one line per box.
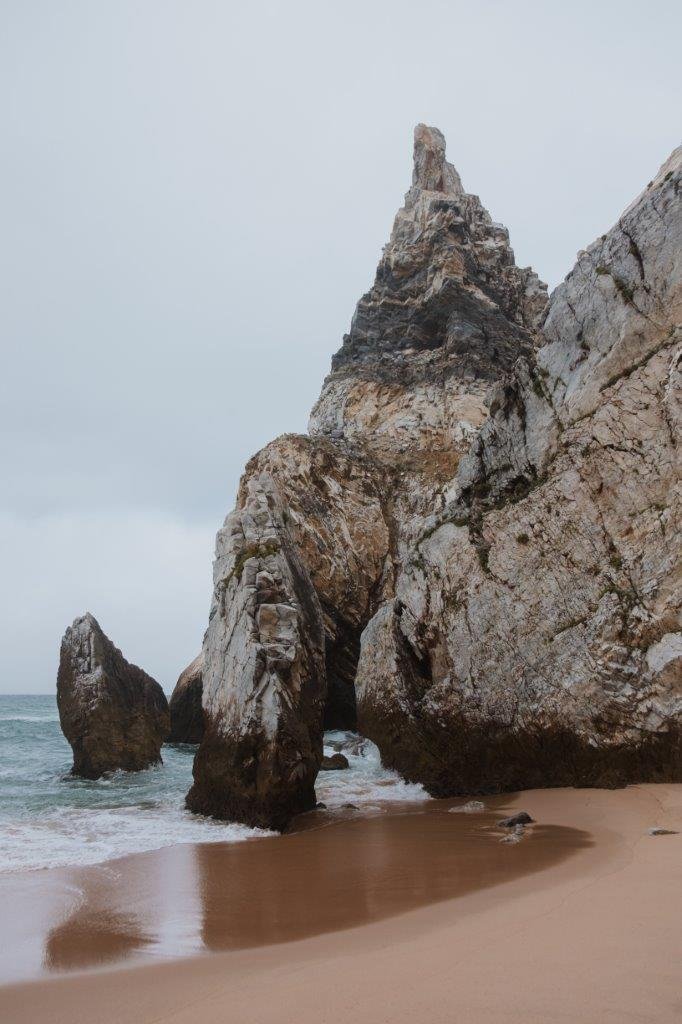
[321, 753, 350, 771]
[189, 125, 681, 829]
[356, 143, 681, 794]
[57, 613, 170, 778]
[310, 124, 547, 460]
[185, 476, 327, 830]
[169, 653, 204, 743]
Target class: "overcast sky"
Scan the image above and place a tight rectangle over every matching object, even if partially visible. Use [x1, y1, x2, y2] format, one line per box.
[1, 0, 680, 694]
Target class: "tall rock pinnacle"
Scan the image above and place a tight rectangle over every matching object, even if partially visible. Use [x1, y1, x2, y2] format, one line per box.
[409, 123, 463, 197]
[309, 124, 547, 458]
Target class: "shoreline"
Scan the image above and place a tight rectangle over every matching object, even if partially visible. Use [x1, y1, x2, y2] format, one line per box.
[2, 783, 680, 1022]
[0, 793, 588, 982]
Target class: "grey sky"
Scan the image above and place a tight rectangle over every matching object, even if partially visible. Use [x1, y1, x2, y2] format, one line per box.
[1, 0, 680, 692]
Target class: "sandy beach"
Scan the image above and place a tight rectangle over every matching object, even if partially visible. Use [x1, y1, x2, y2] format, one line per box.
[1, 783, 680, 1023]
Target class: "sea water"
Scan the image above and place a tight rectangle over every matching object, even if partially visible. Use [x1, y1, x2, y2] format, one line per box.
[0, 695, 426, 873]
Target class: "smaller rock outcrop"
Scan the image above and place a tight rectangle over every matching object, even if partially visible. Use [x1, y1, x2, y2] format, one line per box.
[168, 653, 204, 743]
[57, 613, 169, 779]
[497, 812, 534, 828]
[450, 800, 486, 814]
[320, 753, 350, 771]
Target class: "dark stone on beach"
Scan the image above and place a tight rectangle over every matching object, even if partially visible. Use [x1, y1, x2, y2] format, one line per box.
[497, 812, 535, 828]
[57, 613, 169, 779]
[648, 827, 678, 836]
[320, 753, 350, 771]
[168, 653, 204, 743]
[316, 802, 327, 809]
[450, 800, 486, 814]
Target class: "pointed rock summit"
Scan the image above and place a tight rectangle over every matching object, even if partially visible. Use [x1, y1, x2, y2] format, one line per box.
[309, 123, 547, 459]
[410, 123, 463, 196]
[188, 127, 681, 830]
[57, 614, 169, 779]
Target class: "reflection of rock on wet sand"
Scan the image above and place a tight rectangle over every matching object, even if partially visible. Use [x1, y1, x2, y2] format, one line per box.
[196, 808, 593, 953]
[41, 846, 200, 974]
[45, 908, 153, 972]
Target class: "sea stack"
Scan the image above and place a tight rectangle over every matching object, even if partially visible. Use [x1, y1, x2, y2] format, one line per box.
[185, 479, 327, 830]
[57, 613, 169, 778]
[168, 653, 204, 743]
[188, 126, 681, 830]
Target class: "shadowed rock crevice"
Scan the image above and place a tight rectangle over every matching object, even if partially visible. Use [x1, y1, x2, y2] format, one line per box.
[322, 608, 361, 730]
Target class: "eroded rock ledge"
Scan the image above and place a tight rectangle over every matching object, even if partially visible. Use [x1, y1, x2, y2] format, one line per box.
[189, 127, 681, 829]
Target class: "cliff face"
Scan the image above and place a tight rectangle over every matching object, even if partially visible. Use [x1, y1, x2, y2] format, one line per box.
[189, 127, 681, 829]
[356, 144, 682, 792]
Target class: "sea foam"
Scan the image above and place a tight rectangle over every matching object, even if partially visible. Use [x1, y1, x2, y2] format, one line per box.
[0, 697, 427, 874]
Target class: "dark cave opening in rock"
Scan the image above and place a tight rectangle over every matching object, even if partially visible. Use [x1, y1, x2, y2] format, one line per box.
[322, 613, 361, 731]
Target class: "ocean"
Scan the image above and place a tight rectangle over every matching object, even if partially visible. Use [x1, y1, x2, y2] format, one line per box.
[0, 695, 426, 874]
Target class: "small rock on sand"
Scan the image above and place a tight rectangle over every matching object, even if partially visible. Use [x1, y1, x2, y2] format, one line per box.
[450, 800, 486, 814]
[321, 753, 350, 771]
[648, 827, 678, 836]
[497, 812, 534, 828]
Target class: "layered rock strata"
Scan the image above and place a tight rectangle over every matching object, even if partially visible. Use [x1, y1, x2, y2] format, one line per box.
[57, 613, 169, 778]
[189, 126, 681, 829]
[169, 653, 204, 743]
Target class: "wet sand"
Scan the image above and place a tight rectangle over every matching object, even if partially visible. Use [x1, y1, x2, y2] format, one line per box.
[0, 796, 588, 981]
[1, 784, 681, 1023]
